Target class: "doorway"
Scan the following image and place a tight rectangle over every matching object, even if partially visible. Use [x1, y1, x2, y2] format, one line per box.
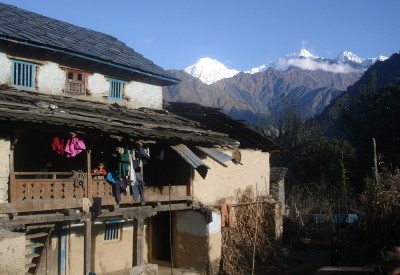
[150, 211, 173, 263]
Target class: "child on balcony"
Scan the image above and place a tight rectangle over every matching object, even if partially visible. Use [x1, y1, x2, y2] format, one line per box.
[92, 162, 107, 179]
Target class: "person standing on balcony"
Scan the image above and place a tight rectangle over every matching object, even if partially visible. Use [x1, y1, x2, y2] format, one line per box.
[92, 161, 107, 179]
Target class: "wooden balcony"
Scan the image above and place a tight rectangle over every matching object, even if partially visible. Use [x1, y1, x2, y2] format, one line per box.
[3, 171, 190, 214]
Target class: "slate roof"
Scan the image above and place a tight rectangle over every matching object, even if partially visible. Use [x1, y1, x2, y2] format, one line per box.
[166, 102, 283, 152]
[0, 86, 238, 147]
[0, 3, 179, 85]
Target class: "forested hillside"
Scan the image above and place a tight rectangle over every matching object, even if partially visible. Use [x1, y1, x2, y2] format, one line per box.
[163, 67, 361, 124]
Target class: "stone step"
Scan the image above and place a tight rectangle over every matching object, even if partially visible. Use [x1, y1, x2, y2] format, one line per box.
[25, 252, 40, 264]
[25, 262, 36, 269]
[26, 224, 54, 231]
[26, 242, 45, 249]
[25, 232, 48, 239]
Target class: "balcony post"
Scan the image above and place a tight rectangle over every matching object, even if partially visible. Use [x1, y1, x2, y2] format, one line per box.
[133, 217, 145, 266]
[9, 147, 15, 203]
[84, 219, 92, 275]
[86, 149, 92, 199]
[9, 128, 23, 203]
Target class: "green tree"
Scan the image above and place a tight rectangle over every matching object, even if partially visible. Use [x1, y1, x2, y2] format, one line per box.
[267, 94, 356, 213]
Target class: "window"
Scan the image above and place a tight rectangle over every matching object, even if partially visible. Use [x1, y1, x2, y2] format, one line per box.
[104, 220, 123, 241]
[108, 78, 125, 100]
[65, 69, 85, 94]
[12, 60, 36, 89]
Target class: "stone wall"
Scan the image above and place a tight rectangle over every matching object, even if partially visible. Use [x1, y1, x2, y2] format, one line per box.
[0, 137, 10, 203]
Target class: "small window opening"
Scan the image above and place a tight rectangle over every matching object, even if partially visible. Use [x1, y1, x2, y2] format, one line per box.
[65, 69, 85, 94]
[108, 78, 125, 101]
[12, 60, 36, 89]
[104, 220, 123, 241]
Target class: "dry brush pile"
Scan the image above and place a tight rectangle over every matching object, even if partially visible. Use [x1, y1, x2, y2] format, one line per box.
[219, 187, 283, 275]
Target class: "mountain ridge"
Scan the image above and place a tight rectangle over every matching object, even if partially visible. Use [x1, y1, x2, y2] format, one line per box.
[184, 49, 387, 85]
[164, 65, 362, 124]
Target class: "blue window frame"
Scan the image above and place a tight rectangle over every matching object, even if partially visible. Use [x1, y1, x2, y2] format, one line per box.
[108, 78, 125, 100]
[12, 60, 36, 89]
[104, 220, 123, 241]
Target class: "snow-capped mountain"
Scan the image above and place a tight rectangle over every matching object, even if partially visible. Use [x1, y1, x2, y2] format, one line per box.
[336, 51, 388, 66]
[361, 55, 389, 67]
[184, 57, 239, 85]
[298, 48, 319, 59]
[185, 50, 388, 85]
[336, 51, 364, 64]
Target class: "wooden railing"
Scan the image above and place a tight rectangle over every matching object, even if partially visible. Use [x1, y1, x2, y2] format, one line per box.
[13, 172, 85, 202]
[11, 172, 190, 209]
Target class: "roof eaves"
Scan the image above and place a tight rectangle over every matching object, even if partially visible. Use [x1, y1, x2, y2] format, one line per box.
[0, 35, 180, 85]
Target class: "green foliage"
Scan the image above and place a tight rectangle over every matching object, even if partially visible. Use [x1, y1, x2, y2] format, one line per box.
[267, 93, 356, 213]
[362, 177, 384, 218]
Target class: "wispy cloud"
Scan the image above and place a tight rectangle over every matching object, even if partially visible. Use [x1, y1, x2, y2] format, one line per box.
[301, 40, 308, 49]
[286, 58, 364, 73]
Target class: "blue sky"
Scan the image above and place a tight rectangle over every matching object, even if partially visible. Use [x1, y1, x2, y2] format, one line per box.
[1, 0, 400, 71]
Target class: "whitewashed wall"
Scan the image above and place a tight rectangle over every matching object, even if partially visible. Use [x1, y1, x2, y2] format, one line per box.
[0, 53, 164, 109]
[37, 62, 65, 95]
[193, 149, 270, 205]
[125, 81, 162, 109]
[0, 52, 12, 84]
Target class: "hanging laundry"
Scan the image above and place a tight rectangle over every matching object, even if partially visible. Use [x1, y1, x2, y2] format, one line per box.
[64, 136, 86, 158]
[134, 142, 150, 166]
[92, 196, 102, 219]
[52, 136, 65, 155]
[347, 214, 358, 223]
[71, 170, 86, 189]
[314, 214, 327, 224]
[131, 173, 145, 205]
[332, 214, 347, 224]
[140, 147, 150, 158]
[117, 148, 130, 179]
[128, 150, 136, 184]
[106, 172, 127, 204]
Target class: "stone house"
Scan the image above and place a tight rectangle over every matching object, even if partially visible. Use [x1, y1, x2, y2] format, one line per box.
[0, 3, 281, 274]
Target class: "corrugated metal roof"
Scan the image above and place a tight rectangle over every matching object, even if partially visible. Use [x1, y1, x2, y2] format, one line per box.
[171, 144, 210, 170]
[195, 146, 232, 167]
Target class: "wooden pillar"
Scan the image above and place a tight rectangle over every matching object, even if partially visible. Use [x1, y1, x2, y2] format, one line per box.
[60, 222, 67, 275]
[9, 128, 22, 203]
[9, 147, 15, 203]
[133, 217, 145, 266]
[86, 149, 92, 199]
[84, 219, 92, 275]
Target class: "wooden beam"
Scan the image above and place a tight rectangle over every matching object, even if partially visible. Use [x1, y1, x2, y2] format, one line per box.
[84, 219, 92, 275]
[0, 199, 83, 214]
